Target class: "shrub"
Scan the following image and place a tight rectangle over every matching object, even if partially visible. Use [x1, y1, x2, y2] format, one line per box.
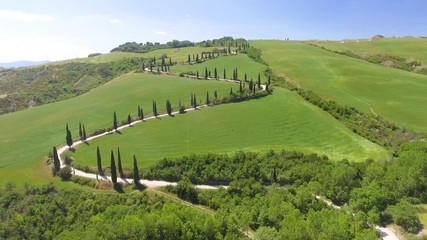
[58, 166, 72, 181]
[179, 105, 186, 114]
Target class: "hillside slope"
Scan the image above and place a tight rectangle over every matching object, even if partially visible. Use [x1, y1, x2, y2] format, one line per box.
[252, 40, 427, 133]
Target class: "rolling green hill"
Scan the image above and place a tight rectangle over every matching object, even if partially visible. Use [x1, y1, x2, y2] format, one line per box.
[251, 40, 427, 133]
[0, 73, 235, 183]
[309, 37, 427, 66]
[70, 87, 388, 170]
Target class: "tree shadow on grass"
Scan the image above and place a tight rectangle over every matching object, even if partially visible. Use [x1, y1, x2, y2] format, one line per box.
[116, 130, 122, 134]
[133, 182, 147, 191]
[68, 147, 76, 153]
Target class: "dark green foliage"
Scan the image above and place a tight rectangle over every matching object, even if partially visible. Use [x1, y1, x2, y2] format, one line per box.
[245, 46, 268, 65]
[127, 114, 131, 125]
[187, 54, 191, 63]
[52, 146, 60, 173]
[0, 184, 243, 240]
[166, 100, 172, 116]
[113, 111, 118, 130]
[117, 148, 123, 178]
[257, 73, 261, 89]
[133, 155, 140, 184]
[65, 123, 73, 148]
[223, 68, 226, 79]
[196, 70, 199, 79]
[82, 124, 87, 141]
[239, 81, 243, 94]
[244, 73, 247, 81]
[214, 90, 218, 99]
[230, 87, 233, 95]
[137, 105, 141, 119]
[110, 150, 117, 183]
[97, 146, 103, 175]
[78, 122, 82, 140]
[214, 67, 218, 79]
[386, 200, 422, 233]
[193, 94, 197, 109]
[58, 166, 72, 181]
[111, 40, 195, 53]
[171, 178, 198, 204]
[206, 91, 210, 105]
[152, 100, 158, 117]
[204, 67, 208, 79]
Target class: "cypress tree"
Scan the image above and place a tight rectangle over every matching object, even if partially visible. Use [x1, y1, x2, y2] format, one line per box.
[196, 71, 199, 79]
[133, 155, 140, 184]
[193, 94, 197, 109]
[142, 62, 145, 72]
[137, 105, 141, 119]
[97, 146, 103, 175]
[214, 90, 218, 99]
[208, 70, 211, 78]
[230, 87, 233, 95]
[110, 150, 117, 183]
[82, 124, 87, 141]
[66, 123, 73, 148]
[223, 68, 226, 79]
[188, 54, 191, 63]
[249, 79, 253, 91]
[268, 75, 271, 85]
[169, 58, 172, 65]
[166, 100, 172, 116]
[79, 122, 82, 140]
[235, 68, 238, 80]
[239, 81, 243, 94]
[214, 68, 218, 79]
[113, 111, 118, 131]
[127, 114, 132, 125]
[244, 73, 247, 82]
[206, 91, 210, 105]
[150, 62, 153, 72]
[140, 107, 144, 121]
[258, 73, 261, 89]
[153, 100, 158, 117]
[228, 46, 231, 54]
[190, 93, 194, 107]
[117, 147, 123, 178]
[192, 54, 195, 62]
[204, 67, 208, 79]
[53, 146, 60, 173]
[196, 54, 199, 62]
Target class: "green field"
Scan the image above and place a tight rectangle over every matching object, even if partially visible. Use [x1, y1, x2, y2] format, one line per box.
[310, 37, 427, 66]
[71, 87, 388, 169]
[172, 54, 267, 81]
[251, 40, 427, 133]
[0, 73, 235, 182]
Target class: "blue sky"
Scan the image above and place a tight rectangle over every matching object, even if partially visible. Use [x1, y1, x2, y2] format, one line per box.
[0, 0, 425, 62]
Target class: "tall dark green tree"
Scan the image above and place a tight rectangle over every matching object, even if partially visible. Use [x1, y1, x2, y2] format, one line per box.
[223, 68, 226, 79]
[204, 67, 208, 79]
[268, 75, 271, 85]
[214, 90, 218, 99]
[149, 62, 153, 72]
[239, 81, 243, 94]
[235, 68, 238, 80]
[196, 54, 199, 62]
[137, 105, 141, 119]
[196, 71, 199, 79]
[190, 93, 194, 107]
[53, 146, 60, 173]
[79, 122, 82, 140]
[206, 91, 210, 105]
[153, 100, 158, 117]
[258, 73, 261, 89]
[249, 79, 254, 91]
[140, 107, 144, 121]
[214, 67, 218, 79]
[230, 87, 233, 95]
[187, 54, 191, 63]
[117, 147, 123, 178]
[169, 58, 172, 65]
[97, 146, 103, 175]
[127, 114, 132, 125]
[82, 124, 87, 141]
[133, 155, 140, 184]
[244, 73, 247, 82]
[65, 123, 73, 148]
[193, 94, 197, 109]
[166, 100, 172, 116]
[110, 150, 117, 183]
[113, 111, 118, 131]
[142, 62, 145, 72]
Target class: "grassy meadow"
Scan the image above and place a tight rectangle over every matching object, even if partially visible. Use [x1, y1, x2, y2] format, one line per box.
[172, 54, 267, 81]
[71, 87, 388, 169]
[251, 40, 427, 133]
[0, 73, 235, 183]
[309, 37, 427, 65]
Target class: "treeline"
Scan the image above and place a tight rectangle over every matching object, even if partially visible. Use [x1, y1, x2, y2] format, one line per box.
[110, 36, 248, 53]
[0, 57, 146, 114]
[152, 141, 427, 234]
[0, 183, 245, 239]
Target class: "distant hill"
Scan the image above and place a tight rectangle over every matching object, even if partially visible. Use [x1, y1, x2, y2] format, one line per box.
[0, 60, 49, 68]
